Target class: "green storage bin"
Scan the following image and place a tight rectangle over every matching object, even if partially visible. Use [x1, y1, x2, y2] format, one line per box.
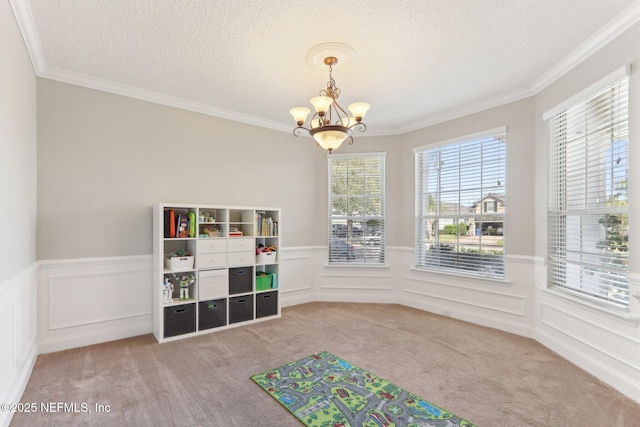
[255, 273, 273, 291]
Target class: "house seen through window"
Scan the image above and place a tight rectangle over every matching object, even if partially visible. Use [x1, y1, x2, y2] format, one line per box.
[415, 128, 506, 277]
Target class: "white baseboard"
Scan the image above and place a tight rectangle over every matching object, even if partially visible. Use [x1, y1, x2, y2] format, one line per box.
[280, 290, 315, 307]
[536, 329, 640, 403]
[398, 293, 535, 338]
[37, 317, 152, 354]
[0, 343, 37, 427]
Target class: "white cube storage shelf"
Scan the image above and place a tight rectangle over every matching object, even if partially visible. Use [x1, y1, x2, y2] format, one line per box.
[153, 203, 281, 343]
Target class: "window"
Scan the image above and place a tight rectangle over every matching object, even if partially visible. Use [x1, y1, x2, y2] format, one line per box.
[328, 153, 385, 264]
[545, 67, 629, 309]
[415, 128, 506, 277]
[484, 201, 497, 213]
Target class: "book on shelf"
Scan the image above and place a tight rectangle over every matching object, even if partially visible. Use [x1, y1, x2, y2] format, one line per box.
[255, 212, 278, 236]
[164, 210, 176, 238]
[176, 215, 189, 238]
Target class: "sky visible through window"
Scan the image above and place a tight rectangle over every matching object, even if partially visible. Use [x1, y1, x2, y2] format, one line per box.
[426, 136, 505, 210]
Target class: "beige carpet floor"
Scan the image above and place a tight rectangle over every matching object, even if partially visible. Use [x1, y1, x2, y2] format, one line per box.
[10, 302, 640, 426]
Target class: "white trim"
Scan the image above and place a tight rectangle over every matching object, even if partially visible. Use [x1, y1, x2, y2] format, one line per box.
[542, 64, 630, 120]
[535, 328, 640, 403]
[504, 254, 545, 265]
[400, 89, 531, 135]
[408, 267, 513, 287]
[627, 272, 640, 285]
[8, 0, 45, 74]
[323, 263, 391, 269]
[413, 126, 507, 153]
[399, 293, 535, 338]
[387, 246, 414, 253]
[403, 287, 525, 317]
[280, 246, 325, 252]
[38, 254, 152, 269]
[0, 263, 38, 427]
[37, 321, 152, 355]
[542, 288, 639, 326]
[531, 2, 640, 94]
[38, 67, 293, 134]
[327, 151, 387, 160]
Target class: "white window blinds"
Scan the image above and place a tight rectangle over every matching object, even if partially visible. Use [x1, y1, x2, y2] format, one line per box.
[328, 153, 385, 264]
[415, 129, 506, 277]
[547, 71, 629, 309]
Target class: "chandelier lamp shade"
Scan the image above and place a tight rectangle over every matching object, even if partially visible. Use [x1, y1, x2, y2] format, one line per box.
[289, 56, 370, 153]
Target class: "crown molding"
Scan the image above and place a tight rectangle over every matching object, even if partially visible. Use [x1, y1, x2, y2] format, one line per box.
[9, 0, 45, 74]
[39, 66, 293, 133]
[530, 0, 640, 94]
[395, 86, 534, 135]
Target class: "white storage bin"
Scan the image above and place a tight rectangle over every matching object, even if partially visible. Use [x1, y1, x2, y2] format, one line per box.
[197, 239, 227, 254]
[256, 251, 277, 265]
[164, 256, 194, 271]
[198, 253, 226, 269]
[227, 237, 253, 252]
[199, 269, 229, 300]
[227, 251, 254, 267]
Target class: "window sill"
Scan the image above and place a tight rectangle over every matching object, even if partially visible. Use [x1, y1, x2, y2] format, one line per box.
[324, 263, 391, 269]
[410, 267, 512, 287]
[542, 287, 638, 326]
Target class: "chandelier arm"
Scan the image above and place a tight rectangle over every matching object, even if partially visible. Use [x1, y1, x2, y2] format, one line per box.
[310, 111, 325, 127]
[349, 122, 367, 133]
[292, 126, 310, 137]
[329, 100, 350, 126]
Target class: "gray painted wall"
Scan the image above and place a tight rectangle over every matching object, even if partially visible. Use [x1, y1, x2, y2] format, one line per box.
[36, 80, 321, 259]
[37, 78, 537, 260]
[35, 22, 640, 263]
[1, 0, 37, 279]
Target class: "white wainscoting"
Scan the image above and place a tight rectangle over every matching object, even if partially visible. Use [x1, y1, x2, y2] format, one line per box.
[36, 248, 319, 353]
[399, 252, 539, 338]
[38, 256, 154, 354]
[0, 264, 37, 427]
[535, 266, 640, 403]
[278, 246, 321, 307]
[33, 247, 640, 403]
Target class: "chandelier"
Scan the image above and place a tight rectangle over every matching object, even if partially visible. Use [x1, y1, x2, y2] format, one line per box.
[289, 56, 370, 154]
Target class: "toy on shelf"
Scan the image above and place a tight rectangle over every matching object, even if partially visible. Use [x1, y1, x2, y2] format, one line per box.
[256, 243, 278, 254]
[163, 276, 174, 304]
[176, 273, 195, 301]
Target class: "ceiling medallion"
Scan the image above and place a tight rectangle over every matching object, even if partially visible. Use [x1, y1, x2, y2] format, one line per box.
[305, 42, 357, 71]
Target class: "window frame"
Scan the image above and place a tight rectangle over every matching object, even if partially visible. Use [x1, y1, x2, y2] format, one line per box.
[414, 127, 507, 278]
[544, 66, 630, 310]
[327, 152, 386, 265]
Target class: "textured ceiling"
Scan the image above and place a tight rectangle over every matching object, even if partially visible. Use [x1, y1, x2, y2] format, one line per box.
[12, 0, 640, 135]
